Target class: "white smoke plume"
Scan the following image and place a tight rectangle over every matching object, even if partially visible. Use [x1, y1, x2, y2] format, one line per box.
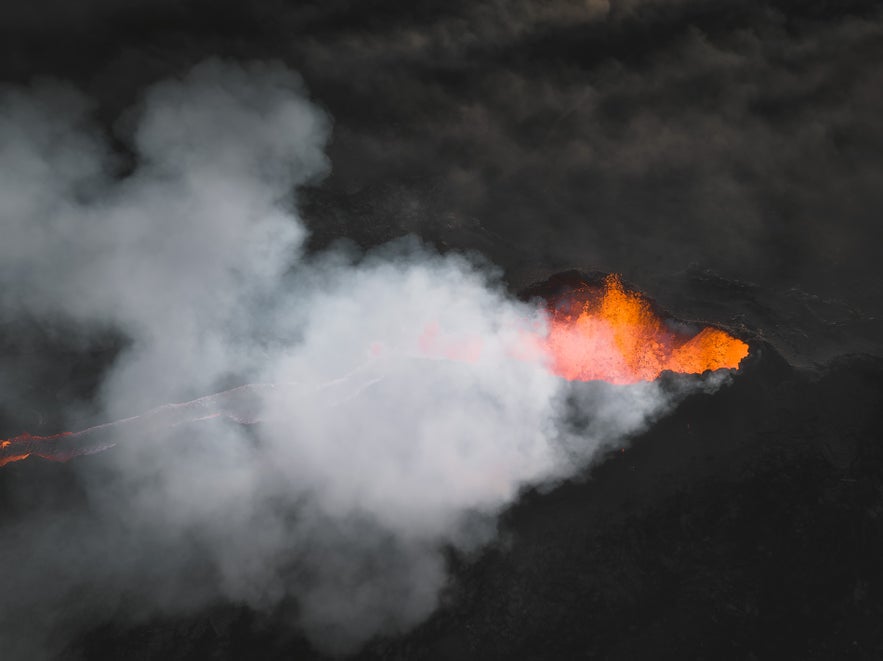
[0, 60, 726, 657]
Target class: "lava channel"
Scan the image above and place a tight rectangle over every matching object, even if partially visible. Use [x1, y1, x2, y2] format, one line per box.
[0, 273, 748, 469]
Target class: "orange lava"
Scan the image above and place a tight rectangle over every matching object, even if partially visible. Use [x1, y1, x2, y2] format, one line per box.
[0, 452, 31, 468]
[0, 432, 76, 468]
[540, 274, 748, 384]
[0, 276, 748, 470]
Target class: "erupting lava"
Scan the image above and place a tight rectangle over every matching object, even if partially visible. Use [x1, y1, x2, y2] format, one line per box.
[535, 274, 749, 384]
[0, 273, 748, 469]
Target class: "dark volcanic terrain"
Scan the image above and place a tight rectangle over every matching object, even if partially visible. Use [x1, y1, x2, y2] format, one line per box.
[1, 1, 882, 659]
[3, 277, 882, 660]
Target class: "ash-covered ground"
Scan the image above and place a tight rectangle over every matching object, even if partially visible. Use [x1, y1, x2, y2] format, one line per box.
[2, 1, 882, 659]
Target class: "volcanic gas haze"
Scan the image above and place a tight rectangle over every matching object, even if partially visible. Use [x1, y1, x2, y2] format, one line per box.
[0, 59, 746, 659]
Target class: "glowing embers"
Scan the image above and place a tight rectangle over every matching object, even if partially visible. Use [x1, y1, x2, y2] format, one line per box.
[539, 274, 748, 385]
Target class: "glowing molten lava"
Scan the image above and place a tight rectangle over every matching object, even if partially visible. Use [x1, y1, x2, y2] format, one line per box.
[538, 274, 748, 384]
[0, 432, 80, 468]
[0, 274, 749, 469]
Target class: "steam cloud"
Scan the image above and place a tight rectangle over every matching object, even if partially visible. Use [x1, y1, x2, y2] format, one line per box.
[0, 60, 728, 657]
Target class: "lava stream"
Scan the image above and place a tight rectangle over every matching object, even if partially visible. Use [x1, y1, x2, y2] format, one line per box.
[0, 383, 268, 468]
[0, 369, 380, 469]
[0, 274, 748, 469]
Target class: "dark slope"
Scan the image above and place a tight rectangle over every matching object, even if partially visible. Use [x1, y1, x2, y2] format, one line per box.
[1, 1, 882, 659]
[19, 336, 875, 660]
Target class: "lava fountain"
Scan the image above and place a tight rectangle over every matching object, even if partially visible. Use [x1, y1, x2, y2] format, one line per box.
[0, 273, 748, 468]
[532, 273, 749, 385]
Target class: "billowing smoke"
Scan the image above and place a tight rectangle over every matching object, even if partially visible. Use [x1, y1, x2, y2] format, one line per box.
[0, 60, 729, 657]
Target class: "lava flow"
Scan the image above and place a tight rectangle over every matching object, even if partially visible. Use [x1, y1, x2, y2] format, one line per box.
[0, 382, 274, 469]
[0, 273, 748, 469]
[534, 274, 749, 384]
[0, 367, 385, 469]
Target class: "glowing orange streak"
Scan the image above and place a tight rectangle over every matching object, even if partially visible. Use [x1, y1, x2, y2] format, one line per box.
[0, 383, 273, 469]
[0, 432, 80, 468]
[0, 364, 382, 469]
[1, 275, 749, 469]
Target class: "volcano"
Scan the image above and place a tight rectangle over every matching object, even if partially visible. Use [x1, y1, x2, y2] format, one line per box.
[2, 1, 883, 659]
[3, 269, 880, 661]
